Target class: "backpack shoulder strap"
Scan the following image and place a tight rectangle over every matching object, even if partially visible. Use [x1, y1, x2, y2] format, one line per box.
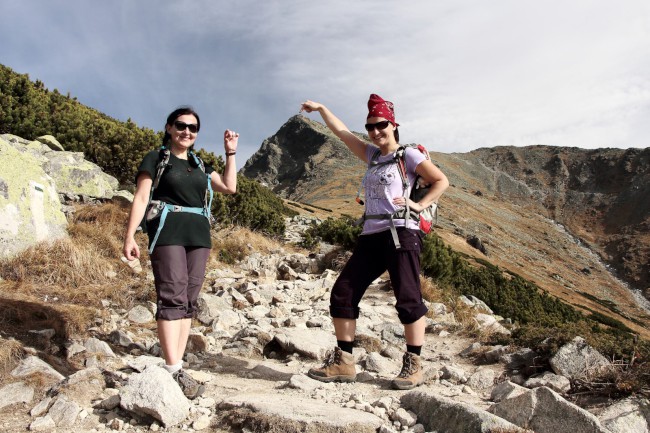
[188, 149, 206, 173]
[150, 147, 171, 201]
[187, 149, 214, 220]
[395, 146, 409, 190]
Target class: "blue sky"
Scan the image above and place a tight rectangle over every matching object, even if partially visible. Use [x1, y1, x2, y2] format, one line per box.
[1, 0, 648, 164]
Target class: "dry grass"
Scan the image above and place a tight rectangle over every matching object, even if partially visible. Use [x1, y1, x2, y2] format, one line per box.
[0, 336, 24, 376]
[0, 203, 151, 307]
[571, 360, 650, 399]
[0, 202, 159, 385]
[420, 276, 446, 304]
[211, 225, 285, 266]
[0, 237, 120, 287]
[0, 202, 142, 288]
[421, 276, 482, 335]
[0, 290, 99, 338]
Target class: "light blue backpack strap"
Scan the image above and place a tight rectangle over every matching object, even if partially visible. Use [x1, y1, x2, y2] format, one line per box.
[204, 173, 213, 218]
[148, 205, 170, 254]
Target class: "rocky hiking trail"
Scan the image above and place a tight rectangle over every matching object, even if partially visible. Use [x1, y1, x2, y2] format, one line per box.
[0, 217, 646, 432]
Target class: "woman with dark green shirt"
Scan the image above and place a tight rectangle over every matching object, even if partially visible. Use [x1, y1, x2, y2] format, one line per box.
[123, 106, 238, 399]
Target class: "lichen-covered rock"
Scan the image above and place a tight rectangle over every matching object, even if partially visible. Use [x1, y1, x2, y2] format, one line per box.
[0, 135, 67, 258]
[42, 150, 119, 199]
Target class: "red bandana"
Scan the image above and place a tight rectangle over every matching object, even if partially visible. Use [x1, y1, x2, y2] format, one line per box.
[367, 93, 399, 126]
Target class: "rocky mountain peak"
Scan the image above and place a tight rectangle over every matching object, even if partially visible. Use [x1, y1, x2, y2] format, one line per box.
[242, 115, 365, 202]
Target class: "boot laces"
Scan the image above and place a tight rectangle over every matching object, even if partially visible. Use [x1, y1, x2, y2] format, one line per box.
[322, 347, 342, 367]
[398, 353, 418, 378]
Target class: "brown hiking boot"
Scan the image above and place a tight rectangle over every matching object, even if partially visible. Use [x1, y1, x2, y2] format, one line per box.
[307, 347, 356, 383]
[391, 352, 423, 390]
[172, 369, 205, 400]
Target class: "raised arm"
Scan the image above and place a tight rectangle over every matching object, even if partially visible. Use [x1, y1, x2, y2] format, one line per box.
[300, 100, 369, 163]
[210, 129, 238, 194]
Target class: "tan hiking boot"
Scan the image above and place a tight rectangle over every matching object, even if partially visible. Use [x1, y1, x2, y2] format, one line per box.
[307, 347, 357, 383]
[391, 352, 423, 390]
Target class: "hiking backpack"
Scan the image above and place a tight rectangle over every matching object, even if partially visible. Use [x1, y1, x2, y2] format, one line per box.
[142, 147, 213, 253]
[356, 144, 438, 248]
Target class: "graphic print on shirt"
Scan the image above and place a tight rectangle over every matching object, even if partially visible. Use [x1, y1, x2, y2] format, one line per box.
[365, 162, 398, 215]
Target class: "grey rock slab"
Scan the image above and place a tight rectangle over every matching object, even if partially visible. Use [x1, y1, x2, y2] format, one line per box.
[220, 393, 383, 433]
[126, 355, 163, 372]
[549, 336, 610, 380]
[272, 328, 335, 359]
[11, 355, 65, 381]
[524, 371, 571, 393]
[30, 397, 53, 417]
[29, 415, 56, 431]
[440, 365, 468, 383]
[36, 135, 64, 151]
[0, 135, 68, 258]
[0, 381, 34, 409]
[489, 386, 611, 433]
[47, 395, 81, 428]
[127, 305, 154, 323]
[287, 374, 320, 391]
[599, 397, 650, 433]
[120, 365, 190, 427]
[84, 337, 116, 357]
[490, 381, 529, 403]
[401, 390, 528, 433]
[466, 367, 496, 390]
[364, 352, 398, 375]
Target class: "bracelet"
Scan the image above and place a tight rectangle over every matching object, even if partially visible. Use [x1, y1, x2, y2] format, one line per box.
[226, 151, 236, 156]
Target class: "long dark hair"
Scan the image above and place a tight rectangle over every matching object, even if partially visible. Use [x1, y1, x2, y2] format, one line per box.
[162, 106, 201, 148]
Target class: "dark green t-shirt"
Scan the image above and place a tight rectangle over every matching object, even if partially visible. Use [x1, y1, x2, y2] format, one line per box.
[138, 150, 215, 249]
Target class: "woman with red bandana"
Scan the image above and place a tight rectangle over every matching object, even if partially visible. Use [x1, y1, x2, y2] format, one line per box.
[300, 95, 449, 389]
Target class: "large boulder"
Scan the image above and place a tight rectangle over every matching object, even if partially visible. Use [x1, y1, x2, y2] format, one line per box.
[42, 150, 119, 199]
[400, 390, 528, 433]
[0, 133, 127, 258]
[489, 386, 611, 433]
[120, 365, 190, 427]
[0, 135, 68, 257]
[549, 336, 611, 380]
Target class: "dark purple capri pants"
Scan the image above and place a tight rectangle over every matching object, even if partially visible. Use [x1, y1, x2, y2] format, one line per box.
[330, 227, 428, 325]
[150, 245, 211, 321]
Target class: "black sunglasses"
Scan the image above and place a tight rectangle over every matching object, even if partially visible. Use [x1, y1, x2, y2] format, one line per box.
[364, 120, 391, 132]
[173, 121, 199, 134]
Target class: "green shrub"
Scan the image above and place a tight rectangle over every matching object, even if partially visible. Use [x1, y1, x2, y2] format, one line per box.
[510, 320, 648, 363]
[302, 215, 361, 250]
[211, 175, 290, 236]
[421, 233, 582, 327]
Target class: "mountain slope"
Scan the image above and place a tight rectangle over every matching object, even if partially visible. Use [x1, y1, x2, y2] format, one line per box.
[242, 116, 650, 337]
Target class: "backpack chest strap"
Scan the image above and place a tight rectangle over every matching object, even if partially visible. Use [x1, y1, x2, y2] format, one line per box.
[360, 210, 419, 249]
[148, 202, 209, 254]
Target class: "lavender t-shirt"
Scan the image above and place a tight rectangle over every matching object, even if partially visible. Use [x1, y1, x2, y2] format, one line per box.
[361, 145, 426, 235]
